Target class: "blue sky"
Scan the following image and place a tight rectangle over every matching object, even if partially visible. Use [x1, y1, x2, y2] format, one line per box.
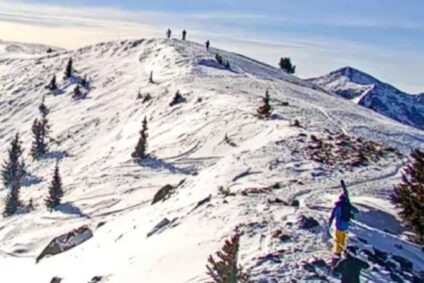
[0, 0, 423, 92]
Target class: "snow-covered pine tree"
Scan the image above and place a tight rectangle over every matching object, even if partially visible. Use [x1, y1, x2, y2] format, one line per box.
[48, 75, 57, 90]
[45, 161, 64, 210]
[1, 133, 24, 188]
[391, 149, 424, 245]
[31, 97, 50, 159]
[131, 116, 148, 160]
[257, 90, 271, 117]
[2, 133, 24, 216]
[65, 58, 73, 79]
[206, 233, 250, 283]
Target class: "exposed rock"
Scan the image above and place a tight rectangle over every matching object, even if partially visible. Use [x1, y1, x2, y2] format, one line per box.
[279, 234, 291, 242]
[291, 199, 300, 207]
[390, 272, 404, 283]
[146, 218, 177, 238]
[36, 226, 93, 263]
[298, 215, 320, 230]
[96, 222, 106, 229]
[50, 277, 62, 283]
[392, 255, 413, 272]
[192, 195, 212, 211]
[272, 229, 283, 238]
[151, 184, 174, 205]
[88, 276, 103, 283]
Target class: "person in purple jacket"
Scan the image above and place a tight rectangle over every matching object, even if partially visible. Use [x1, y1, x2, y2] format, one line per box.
[329, 181, 359, 256]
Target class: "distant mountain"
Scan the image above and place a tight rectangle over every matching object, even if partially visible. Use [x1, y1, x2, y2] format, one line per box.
[0, 39, 61, 58]
[308, 67, 424, 130]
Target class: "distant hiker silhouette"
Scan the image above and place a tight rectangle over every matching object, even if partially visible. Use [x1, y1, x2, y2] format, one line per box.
[182, 30, 187, 41]
[166, 28, 172, 39]
[205, 40, 210, 51]
[329, 180, 359, 256]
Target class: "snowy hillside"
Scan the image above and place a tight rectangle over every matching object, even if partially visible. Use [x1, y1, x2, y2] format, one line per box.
[0, 38, 423, 283]
[308, 67, 424, 130]
[0, 39, 59, 58]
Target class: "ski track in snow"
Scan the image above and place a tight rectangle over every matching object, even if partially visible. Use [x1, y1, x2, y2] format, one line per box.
[0, 38, 423, 283]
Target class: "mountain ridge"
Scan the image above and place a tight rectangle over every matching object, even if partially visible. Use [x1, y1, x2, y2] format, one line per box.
[308, 67, 424, 130]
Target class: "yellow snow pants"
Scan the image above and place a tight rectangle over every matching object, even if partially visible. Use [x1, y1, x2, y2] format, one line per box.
[332, 229, 347, 255]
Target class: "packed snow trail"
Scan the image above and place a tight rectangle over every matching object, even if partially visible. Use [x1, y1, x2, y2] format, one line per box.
[0, 38, 423, 282]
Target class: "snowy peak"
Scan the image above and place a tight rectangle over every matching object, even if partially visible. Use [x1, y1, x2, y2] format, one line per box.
[308, 67, 424, 130]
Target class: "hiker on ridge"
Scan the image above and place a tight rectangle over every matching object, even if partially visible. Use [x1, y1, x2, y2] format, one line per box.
[328, 181, 359, 257]
[166, 28, 172, 39]
[333, 248, 369, 283]
[182, 30, 187, 41]
[205, 40, 210, 51]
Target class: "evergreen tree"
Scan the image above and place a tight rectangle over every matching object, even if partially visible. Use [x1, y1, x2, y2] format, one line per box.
[48, 75, 57, 90]
[206, 233, 250, 283]
[45, 162, 64, 210]
[1, 133, 24, 188]
[279, 57, 296, 74]
[31, 97, 50, 159]
[81, 75, 88, 88]
[257, 90, 271, 117]
[391, 149, 424, 245]
[65, 58, 73, 78]
[131, 117, 148, 160]
[73, 85, 82, 99]
[2, 133, 24, 216]
[149, 71, 154, 84]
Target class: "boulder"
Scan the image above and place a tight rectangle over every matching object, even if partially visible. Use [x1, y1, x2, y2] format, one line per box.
[36, 226, 93, 263]
[50, 277, 62, 283]
[298, 215, 320, 230]
[151, 184, 174, 205]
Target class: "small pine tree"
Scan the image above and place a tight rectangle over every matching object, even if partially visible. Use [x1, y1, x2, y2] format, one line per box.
[65, 58, 73, 78]
[3, 181, 22, 217]
[73, 85, 82, 98]
[279, 57, 296, 74]
[131, 117, 148, 160]
[257, 90, 271, 117]
[81, 75, 88, 88]
[391, 149, 424, 245]
[1, 133, 24, 188]
[149, 71, 154, 84]
[45, 162, 64, 210]
[31, 98, 50, 159]
[2, 133, 24, 216]
[39, 96, 49, 118]
[48, 75, 57, 90]
[206, 233, 250, 283]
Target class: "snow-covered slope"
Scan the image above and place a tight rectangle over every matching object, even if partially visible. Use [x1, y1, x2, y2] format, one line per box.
[0, 38, 423, 282]
[0, 39, 60, 58]
[308, 67, 424, 130]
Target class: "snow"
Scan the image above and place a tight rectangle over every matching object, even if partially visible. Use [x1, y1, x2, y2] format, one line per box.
[0, 38, 423, 282]
[308, 66, 424, 130]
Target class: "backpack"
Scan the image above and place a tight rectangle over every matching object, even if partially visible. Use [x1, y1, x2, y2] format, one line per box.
[340, 202, 352, 222]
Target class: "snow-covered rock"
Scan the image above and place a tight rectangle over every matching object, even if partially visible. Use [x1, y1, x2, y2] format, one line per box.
[308, 67, 424, 130]
[0, 38, 423, 282]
